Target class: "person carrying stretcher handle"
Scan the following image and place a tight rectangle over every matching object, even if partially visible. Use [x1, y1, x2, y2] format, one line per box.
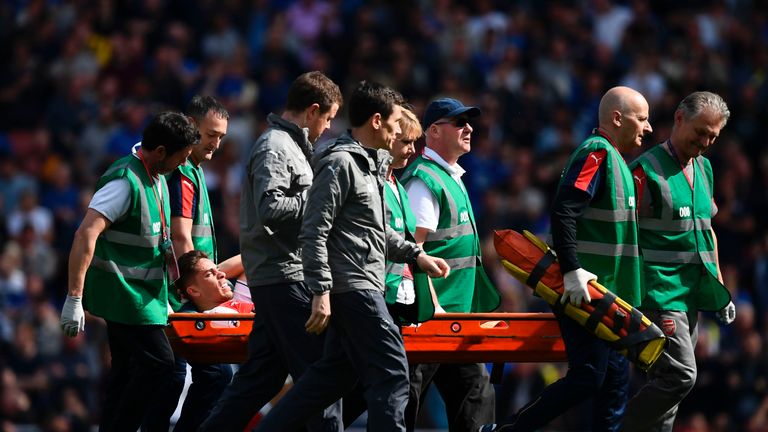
[481, 86, 652, 432]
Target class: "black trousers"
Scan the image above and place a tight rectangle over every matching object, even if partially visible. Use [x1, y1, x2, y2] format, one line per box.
[100, 321, 175, 432]
[199, 281, 342, 432]
[255, 289, 410, 432]
[141, 354, 233, 432]
[406, 362, 496, 431]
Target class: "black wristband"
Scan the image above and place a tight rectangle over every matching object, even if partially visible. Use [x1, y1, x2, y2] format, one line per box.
[407, 247, 422, 267]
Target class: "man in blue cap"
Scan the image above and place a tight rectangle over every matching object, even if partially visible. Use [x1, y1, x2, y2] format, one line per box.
[401, 97, 500, 431]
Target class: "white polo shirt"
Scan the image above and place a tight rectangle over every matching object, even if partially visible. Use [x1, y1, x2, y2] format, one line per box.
[404, 147, 466, 232]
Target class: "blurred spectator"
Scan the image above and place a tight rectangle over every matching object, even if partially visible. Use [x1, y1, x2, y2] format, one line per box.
[591, 0, 634, 52]
[6, 189, 53, 245]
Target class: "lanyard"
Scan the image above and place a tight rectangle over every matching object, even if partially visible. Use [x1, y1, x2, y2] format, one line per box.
[138, 149, 168, 240]
[666, 140, 694, 189]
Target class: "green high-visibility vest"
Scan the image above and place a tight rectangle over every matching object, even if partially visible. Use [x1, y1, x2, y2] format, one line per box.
[176, 160, 217, 261]
[167, 160, 217, 311]
[84, 155, 170, 325]
[402, 156, 500, 313]
[631, 143, 731, 311]
[384, 178, 434, 323]
[558, 135, 643, 306]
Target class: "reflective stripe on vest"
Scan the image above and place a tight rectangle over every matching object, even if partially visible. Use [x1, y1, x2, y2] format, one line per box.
[638, 217, 712, 232]
[641, 249, 717, 264]
[576, 240, 641, 257]
[91, 256, 166, 280]
[102, 230, 161, 248]
[433, 224, 475, 240]
[582, 207, 636, 223]
[191, 225, 214, 237]
[443, 256, 478, 271]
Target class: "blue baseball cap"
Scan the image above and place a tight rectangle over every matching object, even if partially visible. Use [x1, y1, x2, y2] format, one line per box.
[422, 97, 481, 129]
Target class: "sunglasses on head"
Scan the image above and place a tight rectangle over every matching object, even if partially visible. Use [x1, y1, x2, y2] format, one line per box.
[434, 117, 470, 128]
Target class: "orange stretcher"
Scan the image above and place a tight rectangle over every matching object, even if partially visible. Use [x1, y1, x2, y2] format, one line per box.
[494, 229, 667, 370]
[166, 312, 566, 364]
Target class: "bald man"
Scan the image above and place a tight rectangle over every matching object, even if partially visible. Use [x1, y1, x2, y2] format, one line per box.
[481, 87, 653, 432]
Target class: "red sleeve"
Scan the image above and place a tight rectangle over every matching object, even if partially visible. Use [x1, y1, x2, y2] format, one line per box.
[231, 300, 254, 313]
[179, 175, 195, 219]
[169, 170, 197, 219]
[572, 149, 607, 192]
[632, 165, 646, 209]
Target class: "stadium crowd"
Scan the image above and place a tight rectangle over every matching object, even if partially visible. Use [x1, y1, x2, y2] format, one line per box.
[1, 0, 768, 430]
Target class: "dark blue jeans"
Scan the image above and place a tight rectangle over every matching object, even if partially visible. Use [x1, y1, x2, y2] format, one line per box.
[498, 305, 629, 431]
[142, 355, 233, 432]
[101, 321, 175, 432]
[255, 289, 410, 432]
[198, 281, 342, 432]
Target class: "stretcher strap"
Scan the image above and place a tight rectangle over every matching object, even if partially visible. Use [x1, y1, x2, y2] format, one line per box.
[611, 315, 664, 351]
[612, 309, 627, 334]
[584, 290, 616, 333]
[526, 251, 557, 290]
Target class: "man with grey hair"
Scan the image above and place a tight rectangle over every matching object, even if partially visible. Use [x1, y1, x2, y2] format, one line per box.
[623, 91, 735, 431]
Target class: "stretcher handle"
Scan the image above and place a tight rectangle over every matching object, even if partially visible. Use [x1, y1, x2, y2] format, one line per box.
[169, 313, 255, 321]
[428, 312, 556, 321]
[169, 312, 558, 322]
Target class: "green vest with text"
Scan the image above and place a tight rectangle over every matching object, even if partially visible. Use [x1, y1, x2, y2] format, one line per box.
[168, 160, 217, 311]
[384, 178, 434, 322]
[559, 135, 642, 306]
[83, 155, 170, 325]
[402, 156, 500, 313]
[631, 144, 730, 311]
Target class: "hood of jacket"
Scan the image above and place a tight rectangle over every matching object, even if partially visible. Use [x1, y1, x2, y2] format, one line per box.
[314, 130, 392, 181]
[267, 113, 313, 161]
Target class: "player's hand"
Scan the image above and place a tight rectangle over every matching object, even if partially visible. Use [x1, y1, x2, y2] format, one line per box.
[61, 295, 85, 337]
[305, 292, 331, 335]
[716, 301, 736, 325]
[416, 254, 450, 278]
[561, 268, 596, 305]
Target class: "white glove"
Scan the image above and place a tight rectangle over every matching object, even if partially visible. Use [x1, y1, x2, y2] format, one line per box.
[561, 268, 597, 305]
[716, 301, 736, 325]
[61, 295, 85, 337]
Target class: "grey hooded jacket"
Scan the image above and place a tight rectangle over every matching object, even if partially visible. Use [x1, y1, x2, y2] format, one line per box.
[240, 113, 313, 286]
[301, 132, 420, 295]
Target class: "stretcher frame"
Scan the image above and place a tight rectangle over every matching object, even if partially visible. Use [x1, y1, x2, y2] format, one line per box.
[166, 312, 567, 364]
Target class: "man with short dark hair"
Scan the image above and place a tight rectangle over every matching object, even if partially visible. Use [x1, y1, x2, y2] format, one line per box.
[59, 111, 197, 431]
[175, 250, 252, 315]
[144, 95, 240, 431]
[255, 81, 450, 432]
[200, 71, 345, 431]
